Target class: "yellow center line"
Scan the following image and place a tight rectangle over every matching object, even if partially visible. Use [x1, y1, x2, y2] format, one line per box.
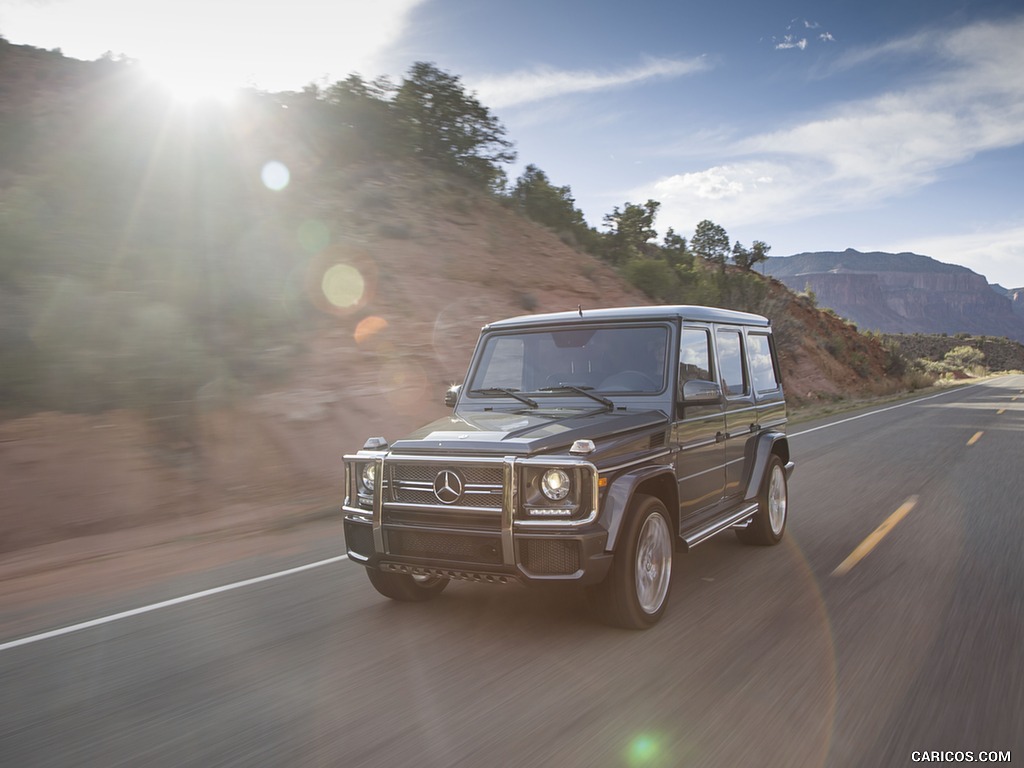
[967, 431, 984, 446]
[832, 496, 918, 577]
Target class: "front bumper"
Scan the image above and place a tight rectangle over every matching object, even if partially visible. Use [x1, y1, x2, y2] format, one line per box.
[343, 514, 612, 585]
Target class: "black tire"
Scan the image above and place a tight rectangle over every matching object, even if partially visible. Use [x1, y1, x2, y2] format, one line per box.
[586, 495, 674, 629]
[736, 454, 787, 546]
[366, 568, 449, 602]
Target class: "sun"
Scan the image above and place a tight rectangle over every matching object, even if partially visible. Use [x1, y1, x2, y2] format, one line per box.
[140, 57, 241, 105]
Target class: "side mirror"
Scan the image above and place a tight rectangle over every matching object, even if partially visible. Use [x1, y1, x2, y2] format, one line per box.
[444, 384, 462, 408]
[680, 379, 722, 405]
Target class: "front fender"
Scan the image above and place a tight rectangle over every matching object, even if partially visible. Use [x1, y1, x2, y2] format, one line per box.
[602, 465, 678, 552]
[742, 432, 792, 501]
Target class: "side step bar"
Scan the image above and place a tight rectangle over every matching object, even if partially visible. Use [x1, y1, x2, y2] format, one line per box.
[680, 503, 758, 551]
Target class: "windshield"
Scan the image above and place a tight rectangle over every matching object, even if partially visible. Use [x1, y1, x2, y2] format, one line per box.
[467, 325, 669, 396]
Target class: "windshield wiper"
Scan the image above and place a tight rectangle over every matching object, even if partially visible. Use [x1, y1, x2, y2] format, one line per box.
[470, 388, 539, 408]
[538, 385, 615, 410]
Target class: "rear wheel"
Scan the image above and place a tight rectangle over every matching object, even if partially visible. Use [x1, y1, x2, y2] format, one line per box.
[366, 568, 449, 602]
[587, 495, 673, 629]
[736, 454, 787, 546]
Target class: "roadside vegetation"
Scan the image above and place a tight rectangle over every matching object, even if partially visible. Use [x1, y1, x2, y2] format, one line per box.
[3, 39, 1016, 431]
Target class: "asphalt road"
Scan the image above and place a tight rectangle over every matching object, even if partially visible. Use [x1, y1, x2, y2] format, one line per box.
[2, 376, 1022, 767]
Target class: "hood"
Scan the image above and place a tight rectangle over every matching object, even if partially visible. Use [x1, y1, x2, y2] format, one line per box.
[389, 408, 668, 456]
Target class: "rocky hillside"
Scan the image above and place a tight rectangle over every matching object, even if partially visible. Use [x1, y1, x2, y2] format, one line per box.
[763, 250, 1024, 342]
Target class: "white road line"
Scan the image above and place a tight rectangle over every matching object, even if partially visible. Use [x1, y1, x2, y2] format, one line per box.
[0, 554, 350, 653]
[790, 380, 992, 438]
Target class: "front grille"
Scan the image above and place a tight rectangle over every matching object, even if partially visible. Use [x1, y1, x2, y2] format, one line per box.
[387, 529, 503, 565]
[520, 539, 581, 575]
[386, 462, 504, 510]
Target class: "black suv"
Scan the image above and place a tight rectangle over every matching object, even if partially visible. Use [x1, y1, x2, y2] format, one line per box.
[343, 305, 794, 628]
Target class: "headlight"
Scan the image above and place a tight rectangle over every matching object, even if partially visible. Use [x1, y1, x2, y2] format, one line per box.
[361, 463, 377, 492]
[541, 468, 571, 501]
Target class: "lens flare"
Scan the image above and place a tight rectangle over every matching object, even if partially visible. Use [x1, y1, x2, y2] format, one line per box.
[321, 264, 365, 309]
[307, 247, 378, 317]
[626, 734, 662, 766]
[355, 316, 389, 345]
[261, 161, 290, 191]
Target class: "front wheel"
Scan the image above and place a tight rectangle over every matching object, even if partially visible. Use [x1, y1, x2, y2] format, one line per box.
[587, 495, 674, 629]
[366, 568, 449, 602]
[736, 454, 788, 546]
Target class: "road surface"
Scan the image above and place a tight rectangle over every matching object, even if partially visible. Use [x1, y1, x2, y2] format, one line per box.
[2, 376, 1022, 767]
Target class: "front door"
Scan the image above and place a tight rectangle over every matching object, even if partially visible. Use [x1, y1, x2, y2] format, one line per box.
[673, 326, 727, 518]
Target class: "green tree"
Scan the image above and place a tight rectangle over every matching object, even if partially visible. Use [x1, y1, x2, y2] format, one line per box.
[691, 219, 730, 269]
[511, 164, 586, 232]
[602, 199, 660, 265]
[394, 62, 515, 187]
[661, 227, 692, 269]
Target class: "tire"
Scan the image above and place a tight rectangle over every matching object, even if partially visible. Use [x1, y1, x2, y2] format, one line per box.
[736, 454, 787, 546]
[587, 495, 674, 629]
[366, 568, 449, 602]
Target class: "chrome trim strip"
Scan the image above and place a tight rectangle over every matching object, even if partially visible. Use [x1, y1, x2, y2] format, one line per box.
[502, 457, 516, 565]
[394, 481, 502, 493]
[680, 438, 719, 451]
[382, 501, 502, 514]
[371, 457, 385, 553]
[343, 506, 373, 521]
[676, 463, 727, 483]
[683, 503, 757, 548]
[376, 454, 508, 465]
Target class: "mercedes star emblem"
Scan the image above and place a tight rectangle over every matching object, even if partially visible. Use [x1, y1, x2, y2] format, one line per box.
[433, 469, 465, 504]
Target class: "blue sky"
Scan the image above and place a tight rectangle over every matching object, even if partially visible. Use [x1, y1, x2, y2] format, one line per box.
[2, 0, 1023, 287]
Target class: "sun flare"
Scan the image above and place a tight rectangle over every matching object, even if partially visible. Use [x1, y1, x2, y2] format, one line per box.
[141, 58, 241, 105]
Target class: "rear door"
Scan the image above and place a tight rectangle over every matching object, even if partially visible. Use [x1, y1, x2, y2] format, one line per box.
[714, 326, 755, 499]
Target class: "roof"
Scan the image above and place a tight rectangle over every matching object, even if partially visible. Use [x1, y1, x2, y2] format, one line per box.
[483, 304, 770, 330]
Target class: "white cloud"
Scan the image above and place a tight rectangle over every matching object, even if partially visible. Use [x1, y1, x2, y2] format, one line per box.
[775, 36, 807, 51]
[468, 56, 709, 110]
[634, 17, 1024, 234]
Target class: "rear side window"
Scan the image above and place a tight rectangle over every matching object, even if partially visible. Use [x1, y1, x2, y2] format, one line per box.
[716, 329, 748, 397]
[747, 333, 780, 393]
[679, 328, 713, 382]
